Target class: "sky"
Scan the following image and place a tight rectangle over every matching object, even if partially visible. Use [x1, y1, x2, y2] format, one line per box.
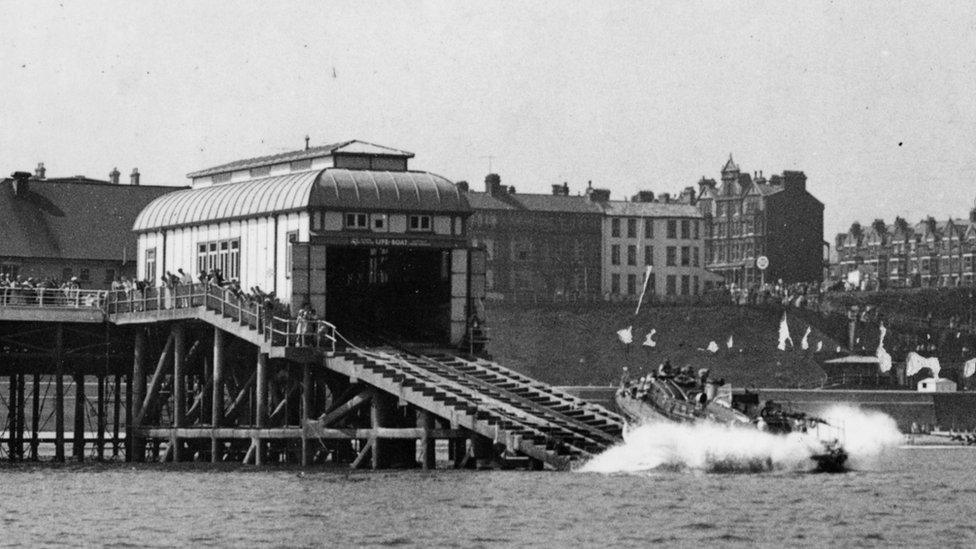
[2, 1, 976, 240]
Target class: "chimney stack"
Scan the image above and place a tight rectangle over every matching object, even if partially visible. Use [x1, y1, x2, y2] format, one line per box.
[109, 167, 121, 185]
[130, 167, 140, 186]
[455, 180, 469, 193]
[485, 173, 502, 196]
[10, 171, 31, 196]
[35, 162, 46, 179]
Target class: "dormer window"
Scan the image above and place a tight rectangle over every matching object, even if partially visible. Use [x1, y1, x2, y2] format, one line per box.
[408, 215, 432, 232]
[213, 173, 232, 184]
[250, 166, 271, 178]
[345, 213, 368, 229]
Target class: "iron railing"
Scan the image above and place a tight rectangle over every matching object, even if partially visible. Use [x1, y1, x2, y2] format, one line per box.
[0, 287, 109, 309]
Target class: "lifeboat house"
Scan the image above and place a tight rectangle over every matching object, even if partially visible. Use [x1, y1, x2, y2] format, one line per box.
[133, 140, 484, 347]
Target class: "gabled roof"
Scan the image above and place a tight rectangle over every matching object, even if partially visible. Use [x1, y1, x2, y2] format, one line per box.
[186, 140, 415, 178]
[721, 154, 739, 173]
[0, 178, 181, 261]
[135, 168, 466, 232]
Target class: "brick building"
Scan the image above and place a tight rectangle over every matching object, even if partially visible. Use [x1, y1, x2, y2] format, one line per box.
[0, 163, 182, 288]
[835, 208, 976, 288]
[697, 156, 824, 286]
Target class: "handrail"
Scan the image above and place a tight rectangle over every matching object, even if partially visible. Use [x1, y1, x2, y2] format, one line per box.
[0, 287, 109, 309]
[103, 282, 336, 351]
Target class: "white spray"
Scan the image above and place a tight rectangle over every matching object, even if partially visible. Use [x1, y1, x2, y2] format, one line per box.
[580, 405, 901, 474]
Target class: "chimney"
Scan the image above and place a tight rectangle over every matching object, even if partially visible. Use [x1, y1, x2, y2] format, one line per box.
[10, 171, 31, 197]
[632, 190, 655, 203]
[659, 192, 671, 203]
[508, 186, 516, 194]
[109, 167, 121, 185]
[130, 167, 140, 186]
[35, 162, 46, 179]
[587, 188, 611, 202]
[783, 170, 806, 193]
[304, 135, 310, 151]
[455, 180, 469, 193]
[970, 207, 976, 224]
[680, 186, 696, 204]
[484, 173, 502, 196]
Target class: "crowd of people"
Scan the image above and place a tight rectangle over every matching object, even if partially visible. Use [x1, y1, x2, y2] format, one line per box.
[720, 280, 822, 309]
[0, 273, 101, 306]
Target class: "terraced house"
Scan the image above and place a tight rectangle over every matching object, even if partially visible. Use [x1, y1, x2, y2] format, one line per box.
[835, 208, 976, 288]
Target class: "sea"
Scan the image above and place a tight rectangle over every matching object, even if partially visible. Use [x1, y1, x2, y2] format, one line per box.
[2, 407, 975, 548]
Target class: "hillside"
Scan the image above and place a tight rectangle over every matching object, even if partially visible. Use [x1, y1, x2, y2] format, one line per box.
[484, 303, 843, 388]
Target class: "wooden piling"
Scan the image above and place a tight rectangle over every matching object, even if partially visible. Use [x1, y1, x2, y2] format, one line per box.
[211, 327, 224, 463]
[301, 362, 311, 467]
[172, 323, 185, 462]
[96, 373, 105, 461]
[54, 324, 65, 462]
[417, 409, 435, 470]
[8, 374, 17, 460]
[255, 352, 267, 466]
[112, 374, 121, 458]
[30, 373, 40, 460]
[129, 329, 147, 462]
[17, 374, 25, 460]
[73, 372, 85, 461]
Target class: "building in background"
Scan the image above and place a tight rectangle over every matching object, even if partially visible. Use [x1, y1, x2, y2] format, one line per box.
[465, 175, 603, 301]
[834, 208, 976, 288]
[0, 163, 181, 287]
[697, 156, 824, 286]
[598, 188, 717, 300]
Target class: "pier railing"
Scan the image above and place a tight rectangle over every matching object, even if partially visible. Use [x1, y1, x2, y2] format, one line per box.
[0, 287, 109, 309]
[103, 283, 336, 351]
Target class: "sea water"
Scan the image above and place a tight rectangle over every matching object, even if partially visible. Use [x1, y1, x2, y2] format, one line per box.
[2, 409, 974, 547]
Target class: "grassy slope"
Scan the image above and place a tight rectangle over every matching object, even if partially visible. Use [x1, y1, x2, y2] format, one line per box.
[485, 303, 843, 388]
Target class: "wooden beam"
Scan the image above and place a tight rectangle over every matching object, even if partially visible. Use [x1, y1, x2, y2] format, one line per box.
[185, 372, 213, 424]
[135, 333, 174, 426]
[112, 373, 121, 458]
[172, 323, 186, 464]
[211, 327, 224, 463]
[268, 379, 299, 423]
[350, 439, 374, 470]
[54, 324, 64, 462]
[223, 370, 256, 422]
[73, 372, 84, 460]
[30, 373, 39, 460]
[96, 374, 105, 461]
[255, 353, 268, 466]
[318, 390, 374, 426]
[242, 440, 256, 465]
[418, 409, 435, 470]
[139, 426, 468, 440]
[301, 362, 311, 467]
[128, 329, 146, 462]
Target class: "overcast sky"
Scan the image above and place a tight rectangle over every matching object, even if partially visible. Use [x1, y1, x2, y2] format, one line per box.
[3, 1, 975, 239]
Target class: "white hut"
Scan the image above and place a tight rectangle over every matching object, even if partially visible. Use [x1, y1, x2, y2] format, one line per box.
[917, 377, 957, 392]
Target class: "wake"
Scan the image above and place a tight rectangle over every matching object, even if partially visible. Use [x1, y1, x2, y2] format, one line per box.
[580, 406, 902, 474]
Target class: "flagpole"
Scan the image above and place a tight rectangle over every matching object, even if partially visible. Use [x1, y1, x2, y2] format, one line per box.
[634, 266, 653, 316]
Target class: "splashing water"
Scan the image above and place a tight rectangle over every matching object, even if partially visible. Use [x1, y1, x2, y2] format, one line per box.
[580, 405, 902, 474]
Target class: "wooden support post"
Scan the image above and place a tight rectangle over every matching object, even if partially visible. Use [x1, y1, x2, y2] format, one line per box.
[172, 323, 185, 462]
[112, 374, 121, 458]
[15, 374, 25, 460]
[370, 393, 395, 470]
[73, 371, 85, 461]
[255, 353, 267, 466]
[129, 329, 146, 462]
[8, 374, 17, 461]
[417, 409, 435, 470]
[96, 374, 106, 461]
[301, 362, 311, 467]
[211, 327, 224, 463]
[30, 373, 40, 460]
[55, 324, 65, 462]
[137, 334, 174, 425]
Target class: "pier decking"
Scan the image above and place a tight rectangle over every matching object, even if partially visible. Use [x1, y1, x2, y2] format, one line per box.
[0, 285, 623, 469]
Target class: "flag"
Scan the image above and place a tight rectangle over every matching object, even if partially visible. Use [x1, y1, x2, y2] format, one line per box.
[835, 345, 842, 353]
[876, 322, 892, 373]
[964, 358, 976, 378]
[726, 335, 734, 349]
[634, 266, 653, 316]
[800, 327, 811, 350]
[642, 329, 657, 348]
[815, 340, 823, 353]
[617, 326, 633, 345]
[707, 341, 719, 353]
[777, 312, 793, 351]
[906, 352, 941, 378]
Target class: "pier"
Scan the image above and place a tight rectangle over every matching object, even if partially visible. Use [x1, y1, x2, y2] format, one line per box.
[0, 285, 623, 469]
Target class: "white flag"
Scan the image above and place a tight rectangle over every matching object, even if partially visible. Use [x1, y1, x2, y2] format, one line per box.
[643, 329, 657, 347]
[707, 340, 719, 353]
[815, 341, 823, 353]
[876, 322, 892, 373]
[777, 312, 793, 351]
[726, 335, 734, 349]
[964, 358, 976, 378]
[906, 352, 940, 378]
[617, 326, 633, 345]
[800, 327, 811, 350]
[835, 345, 842, 353]
[634, 266, 653, 316]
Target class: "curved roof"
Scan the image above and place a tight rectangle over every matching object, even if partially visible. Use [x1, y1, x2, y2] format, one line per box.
[133, 169, 467, 232]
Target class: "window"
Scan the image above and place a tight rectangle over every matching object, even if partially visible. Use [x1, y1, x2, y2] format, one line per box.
[373, 214, 387, 231]
[104, 269, 116, 284]
[666, 275, 677, 295]
[667, 220, 677, 239]
[627, 245, 636, 266]
[229, 240, 240, 279]
[681, 275, 690, 295]
[197, 243, 208, 275]
[0, 264, 18, 278]
[693, 275, 700, 295]
[611, 218, 621, 238]
[681, 220, 690, 239]
[250, 166, 271, 178]
[644, 245, 653, 265]
[692, 246, 699, 267]
[197, 238, 241, 279]
[285, 231, 299, 279]
[627, 219, 637, 238]
[611, 273, 620, 294]
[345, 213, 368, 229]
[611, 245, 620, 265]
[681, 246, 690, 266]
[644, 220, 653, 239]
[694, 220, 700, 239]
[666, 246, 676, 266]
[290, 159, 312, 171]
[208, 242, 218, 272]
[219, 240, 229, 275]
[212, 172, 232, 184]
[408, 215, 432, 231]
[627, 274, 637, 295]
[145, 248, 157, 283]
